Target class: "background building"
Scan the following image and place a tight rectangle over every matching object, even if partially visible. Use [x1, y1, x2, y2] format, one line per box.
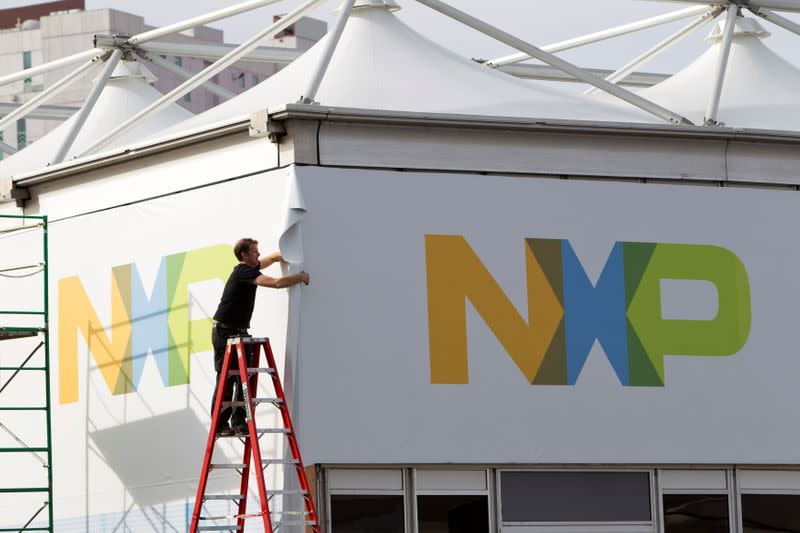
[0, 0, 325, 152]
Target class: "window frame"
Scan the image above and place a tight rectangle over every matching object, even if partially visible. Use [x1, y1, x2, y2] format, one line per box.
[496, 468, 657, 531]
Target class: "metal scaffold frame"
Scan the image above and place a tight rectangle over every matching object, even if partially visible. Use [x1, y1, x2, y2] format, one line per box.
[0, 214, 53, 533]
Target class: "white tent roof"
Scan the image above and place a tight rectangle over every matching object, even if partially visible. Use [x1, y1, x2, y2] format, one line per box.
[0, 61, 192, 178]
[633, 16, 800, 130]
[169, 2, 651, 135]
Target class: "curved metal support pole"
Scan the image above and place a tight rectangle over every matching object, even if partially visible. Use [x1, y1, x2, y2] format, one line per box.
[586, 6, 722, 95]
[487, 4, 711, 68]
[0, 48, 102, 89]
[704, 5, 739, 125]
[749, 5, 800, 36]
[299, 0, 356, 103]
[51, 49, 123, 165]
[415, 0, 693, 125]
[0, 53, 105, 135]
[80, 0, 329, 157]
[137, 51, 237, 101]
[128, 0, 283, 45]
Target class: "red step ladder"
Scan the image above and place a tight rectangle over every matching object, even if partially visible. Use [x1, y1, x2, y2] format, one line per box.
[190, 336, 319, 532]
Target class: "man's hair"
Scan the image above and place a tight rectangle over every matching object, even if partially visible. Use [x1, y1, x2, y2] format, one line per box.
[234, 238, 258, 260]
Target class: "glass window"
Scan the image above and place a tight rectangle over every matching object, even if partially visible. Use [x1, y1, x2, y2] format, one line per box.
[22, 51, 32, 91]
[331, 495, 404, 533]
[418, 495, 489, 533]
[175, 56, 182, 67]
[500, 471, 652, 522]
[741, 494, 800, 532]
[16, 119, 26, 149]
[662, 494, 729, 532]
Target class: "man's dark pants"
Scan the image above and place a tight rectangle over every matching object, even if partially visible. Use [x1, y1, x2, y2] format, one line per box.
[211, 323, 253, 430]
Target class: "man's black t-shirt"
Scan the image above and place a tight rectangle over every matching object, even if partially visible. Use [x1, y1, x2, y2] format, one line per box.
[213, 264, 261, 329]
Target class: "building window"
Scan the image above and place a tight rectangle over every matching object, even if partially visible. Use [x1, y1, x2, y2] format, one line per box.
[236, 73, 245, 89]
[328, 469, 405, 533]
[0, 131, 4, 160]
[331, 495, 404, 532]
[500, 471, 652, 523]
[741, 494, 800, 532]
[17, 119, 27, 149]
[663, 494, 729, 532]
[175, 56, 182, 67]
[416, 470, 490, 533]
[22, 51, 32, 91]
[252, 74, 259, 86]
[418, 495, 489, 533]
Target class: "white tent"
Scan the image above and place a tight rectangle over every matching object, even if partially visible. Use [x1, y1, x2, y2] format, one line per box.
[168, 0, 651, 136]
[0, 61, 192, 179]
[635, 16, 800, 130]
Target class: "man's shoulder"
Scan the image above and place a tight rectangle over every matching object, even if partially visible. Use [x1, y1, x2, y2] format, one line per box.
[234, 263, 261, 279]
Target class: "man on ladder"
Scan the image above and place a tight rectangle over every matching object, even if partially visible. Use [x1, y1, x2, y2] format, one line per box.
[211, 237, 309, 436]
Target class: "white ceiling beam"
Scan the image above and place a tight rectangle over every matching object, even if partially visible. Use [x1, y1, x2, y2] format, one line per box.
[494, 63, 670, 86]
[128, 0, 283, 45]
[0, 49, 102, 89]
[300, 0, 355, 103]
[704, 5, 739, 125]
[652, 0, 800, 13]
[137, 51, 237, 101]
[0, 103, 77, 120]
[52, 50, 124, 165]
[137, 41, 302, 65]
[415, 0, 693, 125]
[487, 4, 712, 68]
[80, 0, 328, 157]
[0, 142, 18, 155]
[0, 53, 105, 135]
[585, 6, 722, 95]
[749, 4, 800, 34]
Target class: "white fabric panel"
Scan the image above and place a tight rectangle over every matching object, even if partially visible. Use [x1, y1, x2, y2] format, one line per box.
[416, 470, 488, 492]
[739, 470, 800, 492]
[660, 470, 728, 491]
[0, 169, 293, 525]
[292, 166, 800, 465]
[328, 469, 404, 491]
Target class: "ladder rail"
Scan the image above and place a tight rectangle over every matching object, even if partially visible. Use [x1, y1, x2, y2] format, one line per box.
[263, 339, 319, 527]
[190, 337, 319, 533]
[190, 342, 235, 532]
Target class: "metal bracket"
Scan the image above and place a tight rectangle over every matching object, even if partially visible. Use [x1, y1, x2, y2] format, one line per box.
[250, 110, 288, 142]
[93, 34, 133, 50]
[0, 178, 30, 207]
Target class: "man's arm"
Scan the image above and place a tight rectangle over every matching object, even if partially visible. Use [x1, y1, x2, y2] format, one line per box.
[258, 252, 284, 270]
[253, 271, 310, 289]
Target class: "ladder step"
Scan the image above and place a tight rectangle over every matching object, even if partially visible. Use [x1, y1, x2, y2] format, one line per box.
[226, 336, 267, 345]
[197, 526, 242, 532]
[210, 463, 247, 470]
[256, 428, 292, 434]
[204, 494, 245, 501]
[228, 367, 275, 376]
[273, 520, 317, 527]
[268, 489, 308, 495]
[262, 458, 299, 465]
[222, 397, 283, 407]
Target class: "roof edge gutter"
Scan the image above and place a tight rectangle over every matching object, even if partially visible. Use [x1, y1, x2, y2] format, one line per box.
[2, 119, 250, 198]
[6, 104, 800, 203]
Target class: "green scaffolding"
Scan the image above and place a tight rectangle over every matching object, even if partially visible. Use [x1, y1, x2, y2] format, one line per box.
[0, 214, 53, 533]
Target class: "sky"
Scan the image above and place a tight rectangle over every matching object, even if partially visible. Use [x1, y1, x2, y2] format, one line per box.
[13, 0, 800, 73]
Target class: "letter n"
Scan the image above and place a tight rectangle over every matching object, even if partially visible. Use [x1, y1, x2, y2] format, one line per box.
[425, 235, 563, 384]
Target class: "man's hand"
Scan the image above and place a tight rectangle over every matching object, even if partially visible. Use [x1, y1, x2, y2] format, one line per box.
[299, 271, 310, 285]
